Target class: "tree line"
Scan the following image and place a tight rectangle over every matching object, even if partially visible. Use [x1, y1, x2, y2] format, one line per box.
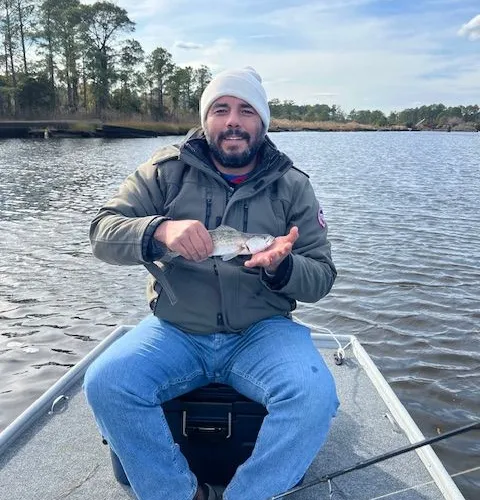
[1, 0, 212, 120]
[270, 101, 480, 129]
[1, 0, 478, 129]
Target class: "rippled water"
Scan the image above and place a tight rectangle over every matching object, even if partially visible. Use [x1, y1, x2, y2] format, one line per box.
[0, 132, 479, 498]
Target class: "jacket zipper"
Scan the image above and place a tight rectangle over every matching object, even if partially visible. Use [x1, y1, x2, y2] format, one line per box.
[204, 196, 212, 228]
[243, 203, 249, 232]
[213, 262, 224, 326]
[226, 186, 234, 206]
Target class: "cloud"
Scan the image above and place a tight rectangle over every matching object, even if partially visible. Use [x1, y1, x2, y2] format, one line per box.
[458, 14, 480, 41]
[112, 0, 173, 21]
[201, 38, 235, 59]
[248, 34, 278, 39]
[174, 41, 204, 50]
[170, 39, 235, 73]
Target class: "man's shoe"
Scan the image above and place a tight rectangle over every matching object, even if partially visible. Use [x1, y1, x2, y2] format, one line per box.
[204, 483, 221, 500]
[195, 483, 220, 500]
[212, 484, 225, 498]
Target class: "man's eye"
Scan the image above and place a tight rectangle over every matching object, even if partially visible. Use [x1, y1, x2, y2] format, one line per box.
[242, 109, 255, 115]
[214, 109, 227, 114]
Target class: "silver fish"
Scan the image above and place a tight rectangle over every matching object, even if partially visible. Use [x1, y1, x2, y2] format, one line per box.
[209, 225, 275, 261]
[164, 225, 275, 262]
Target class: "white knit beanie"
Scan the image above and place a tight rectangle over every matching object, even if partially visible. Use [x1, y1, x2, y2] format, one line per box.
[200, 67, 270, 129]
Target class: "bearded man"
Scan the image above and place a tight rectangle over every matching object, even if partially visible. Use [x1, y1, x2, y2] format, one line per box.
[84, 67, 339, 500]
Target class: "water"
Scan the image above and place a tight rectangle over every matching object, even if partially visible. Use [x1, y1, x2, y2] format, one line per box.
[0, 132, 479, 498]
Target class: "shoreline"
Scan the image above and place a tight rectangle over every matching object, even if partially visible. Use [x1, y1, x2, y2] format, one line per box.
[0, 118, 477, 139]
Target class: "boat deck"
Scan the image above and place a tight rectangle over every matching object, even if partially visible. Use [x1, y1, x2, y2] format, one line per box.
[0, 327, 464, 499]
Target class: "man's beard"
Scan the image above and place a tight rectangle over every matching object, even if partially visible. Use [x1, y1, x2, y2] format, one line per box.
[206, 128, 264, 169]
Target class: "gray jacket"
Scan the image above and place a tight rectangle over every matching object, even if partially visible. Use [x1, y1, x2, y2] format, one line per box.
[90, 129, 336, 333]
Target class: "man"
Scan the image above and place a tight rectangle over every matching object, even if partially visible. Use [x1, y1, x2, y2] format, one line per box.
[84, 67, 339, 500]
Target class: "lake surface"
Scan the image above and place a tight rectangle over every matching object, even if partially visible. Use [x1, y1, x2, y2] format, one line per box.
[0, 131, 479, 498]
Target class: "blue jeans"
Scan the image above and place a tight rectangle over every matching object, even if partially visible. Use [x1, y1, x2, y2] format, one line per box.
[84, 315, 339, 500]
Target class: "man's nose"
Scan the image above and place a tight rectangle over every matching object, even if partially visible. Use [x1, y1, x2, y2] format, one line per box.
[225, 109, 241, 127]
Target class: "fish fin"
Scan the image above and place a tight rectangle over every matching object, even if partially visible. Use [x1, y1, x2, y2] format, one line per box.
[221, 252, 238, 261]
[213, 225, 238, 233]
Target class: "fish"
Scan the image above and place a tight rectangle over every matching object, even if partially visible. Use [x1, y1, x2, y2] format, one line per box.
[164, 225, 275, 262]
[209, 225, 275, 261]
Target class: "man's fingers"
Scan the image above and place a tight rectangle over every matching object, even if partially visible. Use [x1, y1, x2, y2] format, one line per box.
[159, 220, 213, 261]
[245, 245, 289, 268]
[195, 224, 215, 256]
[244, 227, 298, 269]
[186, 231, 212, 261]
[287, 226, 299, 242]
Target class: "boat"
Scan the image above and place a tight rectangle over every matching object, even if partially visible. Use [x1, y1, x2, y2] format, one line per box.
[0, 325, 466, 499]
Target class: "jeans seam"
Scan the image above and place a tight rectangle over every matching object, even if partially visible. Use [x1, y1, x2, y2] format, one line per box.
[157, 369, 204, 393]
[158, 400, 198, 495]
[230, 368, 270, 406]
[187, 483, 198, 500]
[153, 371, 203, 499]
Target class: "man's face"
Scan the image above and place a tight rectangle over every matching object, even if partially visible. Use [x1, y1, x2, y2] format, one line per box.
[204, 96, 265, 170]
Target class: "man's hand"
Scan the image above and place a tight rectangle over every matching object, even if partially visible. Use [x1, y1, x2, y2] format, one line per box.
[154, 220, 213, 262]
[244, 226, 299, 273]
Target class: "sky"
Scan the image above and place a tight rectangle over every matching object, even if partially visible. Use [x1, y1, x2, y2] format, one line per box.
[95, 0, 479, 114]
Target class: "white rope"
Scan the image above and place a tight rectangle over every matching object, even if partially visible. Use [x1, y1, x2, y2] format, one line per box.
[294, 318, 353, 360]
[367, 465, 480, 500]
[314, 325, 353, 362]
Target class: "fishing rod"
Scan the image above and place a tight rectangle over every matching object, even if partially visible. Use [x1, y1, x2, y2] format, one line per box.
[271, 420, 480, 499]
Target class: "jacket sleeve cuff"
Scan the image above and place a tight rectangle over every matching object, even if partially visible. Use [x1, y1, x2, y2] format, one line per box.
[261, 254, 293, 290]
[142, 216, 171, 261]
